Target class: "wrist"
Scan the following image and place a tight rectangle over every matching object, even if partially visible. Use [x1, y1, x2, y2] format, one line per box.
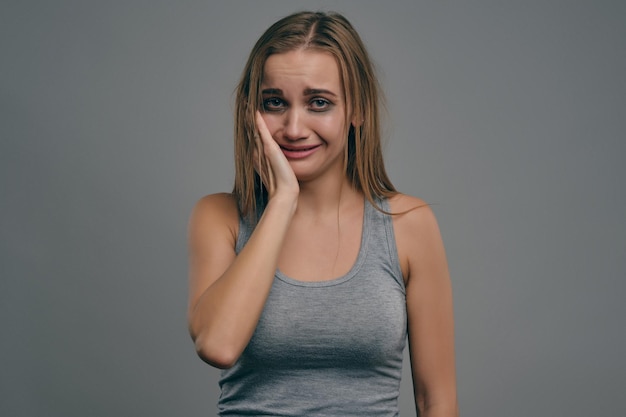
[266, 193, 298, 217]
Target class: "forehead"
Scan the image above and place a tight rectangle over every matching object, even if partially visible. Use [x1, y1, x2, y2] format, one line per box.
[261, 50, 342, 93]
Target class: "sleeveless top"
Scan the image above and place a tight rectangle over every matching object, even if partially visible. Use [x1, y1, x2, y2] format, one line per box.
[218, 198, 407, 416]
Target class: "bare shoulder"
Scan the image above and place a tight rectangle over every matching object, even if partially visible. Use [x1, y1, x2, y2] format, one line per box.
[189, 193, 240, 245]
[388, 193, 446, 282]
[191, 192, 239, 214]
[388, 193, 438, 230]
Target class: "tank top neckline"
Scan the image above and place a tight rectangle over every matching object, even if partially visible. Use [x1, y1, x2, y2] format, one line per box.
[274, 197, 372, 288]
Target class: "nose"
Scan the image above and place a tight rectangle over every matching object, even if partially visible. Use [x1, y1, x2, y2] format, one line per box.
[282, 108, 307, 141]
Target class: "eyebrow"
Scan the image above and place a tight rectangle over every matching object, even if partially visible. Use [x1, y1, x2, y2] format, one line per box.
[304, 88, 337, 97]
[261, 88, 338, 98]
[261, 88, 282, 95]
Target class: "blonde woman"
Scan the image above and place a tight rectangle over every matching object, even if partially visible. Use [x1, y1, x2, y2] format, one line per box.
[188, 11, 458, 416]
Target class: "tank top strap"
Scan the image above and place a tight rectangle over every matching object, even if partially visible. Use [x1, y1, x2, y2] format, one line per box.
[367, 197, 405, 291]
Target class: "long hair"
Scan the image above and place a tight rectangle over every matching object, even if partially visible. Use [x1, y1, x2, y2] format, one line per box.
[232, 11, 397, 219]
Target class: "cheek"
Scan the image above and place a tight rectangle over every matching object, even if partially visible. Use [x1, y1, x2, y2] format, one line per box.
[318, 116, 347, 141]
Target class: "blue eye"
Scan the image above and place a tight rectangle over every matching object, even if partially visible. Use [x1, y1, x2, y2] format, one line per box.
[263, 98, 284, 111]
[310, 98, 331, 111]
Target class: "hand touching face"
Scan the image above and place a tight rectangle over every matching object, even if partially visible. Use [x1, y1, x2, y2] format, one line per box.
[254, 111, 299, 199]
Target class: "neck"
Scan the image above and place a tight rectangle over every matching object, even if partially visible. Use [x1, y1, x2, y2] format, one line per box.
[295, 175, 362, 217]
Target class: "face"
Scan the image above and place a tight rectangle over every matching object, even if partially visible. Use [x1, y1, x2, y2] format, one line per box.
[260, 49, 348, 183]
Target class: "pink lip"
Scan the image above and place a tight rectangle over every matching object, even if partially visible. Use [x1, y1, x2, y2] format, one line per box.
[280, 144, 321, 159]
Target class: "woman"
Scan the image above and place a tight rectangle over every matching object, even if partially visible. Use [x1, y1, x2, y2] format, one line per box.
[188, 11, 458, 416]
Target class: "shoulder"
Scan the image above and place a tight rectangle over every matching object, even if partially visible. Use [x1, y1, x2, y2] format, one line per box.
[188, 193, 240, 245]
[388, 193, 445, 282]
[388, 193, 437, 229]
[191, 192, 239, 215]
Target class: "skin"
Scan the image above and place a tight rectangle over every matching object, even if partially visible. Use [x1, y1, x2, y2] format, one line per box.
[187, 49, 458, 416]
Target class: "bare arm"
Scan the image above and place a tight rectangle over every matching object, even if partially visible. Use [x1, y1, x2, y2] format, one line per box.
[187, 112, 298, 369]
[392, 195, 458, 416]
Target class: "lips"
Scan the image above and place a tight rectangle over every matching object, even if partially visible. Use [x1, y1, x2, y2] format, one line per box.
[279, 144, 321, 159]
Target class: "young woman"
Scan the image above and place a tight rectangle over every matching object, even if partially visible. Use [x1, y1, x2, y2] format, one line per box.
[188, 11, 458, 416]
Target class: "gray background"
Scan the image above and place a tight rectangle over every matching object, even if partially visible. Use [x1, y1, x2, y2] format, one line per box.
[2, 1, 625, 416]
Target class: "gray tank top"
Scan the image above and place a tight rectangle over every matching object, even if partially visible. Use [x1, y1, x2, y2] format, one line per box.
[218, 197, 407, 416]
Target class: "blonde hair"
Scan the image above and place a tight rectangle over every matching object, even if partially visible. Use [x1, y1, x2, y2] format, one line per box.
[233, 11, 397, 218]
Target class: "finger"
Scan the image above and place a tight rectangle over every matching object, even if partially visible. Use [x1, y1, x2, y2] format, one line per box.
[254, 131, 267, 188]
[254, 131, 262, 172]
[255, 111, 273, 149]
[255, 112, 276, 192]
[267, 152, 275, 192]
[253, 132, 260, 173]
[254, 129, 275, 193]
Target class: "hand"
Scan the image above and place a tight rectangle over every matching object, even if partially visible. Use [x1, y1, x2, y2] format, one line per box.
[254, 111, 299, 200]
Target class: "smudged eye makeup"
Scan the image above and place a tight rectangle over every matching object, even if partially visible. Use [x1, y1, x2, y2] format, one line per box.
[309, 98, 332, 112]
[261, 87, 336, 113]
[262, 96, 334, 113]
[262, 97, 285, 111]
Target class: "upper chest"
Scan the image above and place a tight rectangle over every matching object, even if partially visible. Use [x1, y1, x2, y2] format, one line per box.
[277, 203, 364, 282]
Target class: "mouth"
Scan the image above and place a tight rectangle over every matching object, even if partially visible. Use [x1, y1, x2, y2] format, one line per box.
[279, 144, 321, 152]
[279, 144, 322, 159]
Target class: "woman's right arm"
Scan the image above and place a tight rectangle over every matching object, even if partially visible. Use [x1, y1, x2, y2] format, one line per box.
[187, 112, 298, 369]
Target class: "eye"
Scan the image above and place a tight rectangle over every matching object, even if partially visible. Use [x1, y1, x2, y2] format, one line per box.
[309, 98, 331, 112]
[263, 98, 285, 112]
